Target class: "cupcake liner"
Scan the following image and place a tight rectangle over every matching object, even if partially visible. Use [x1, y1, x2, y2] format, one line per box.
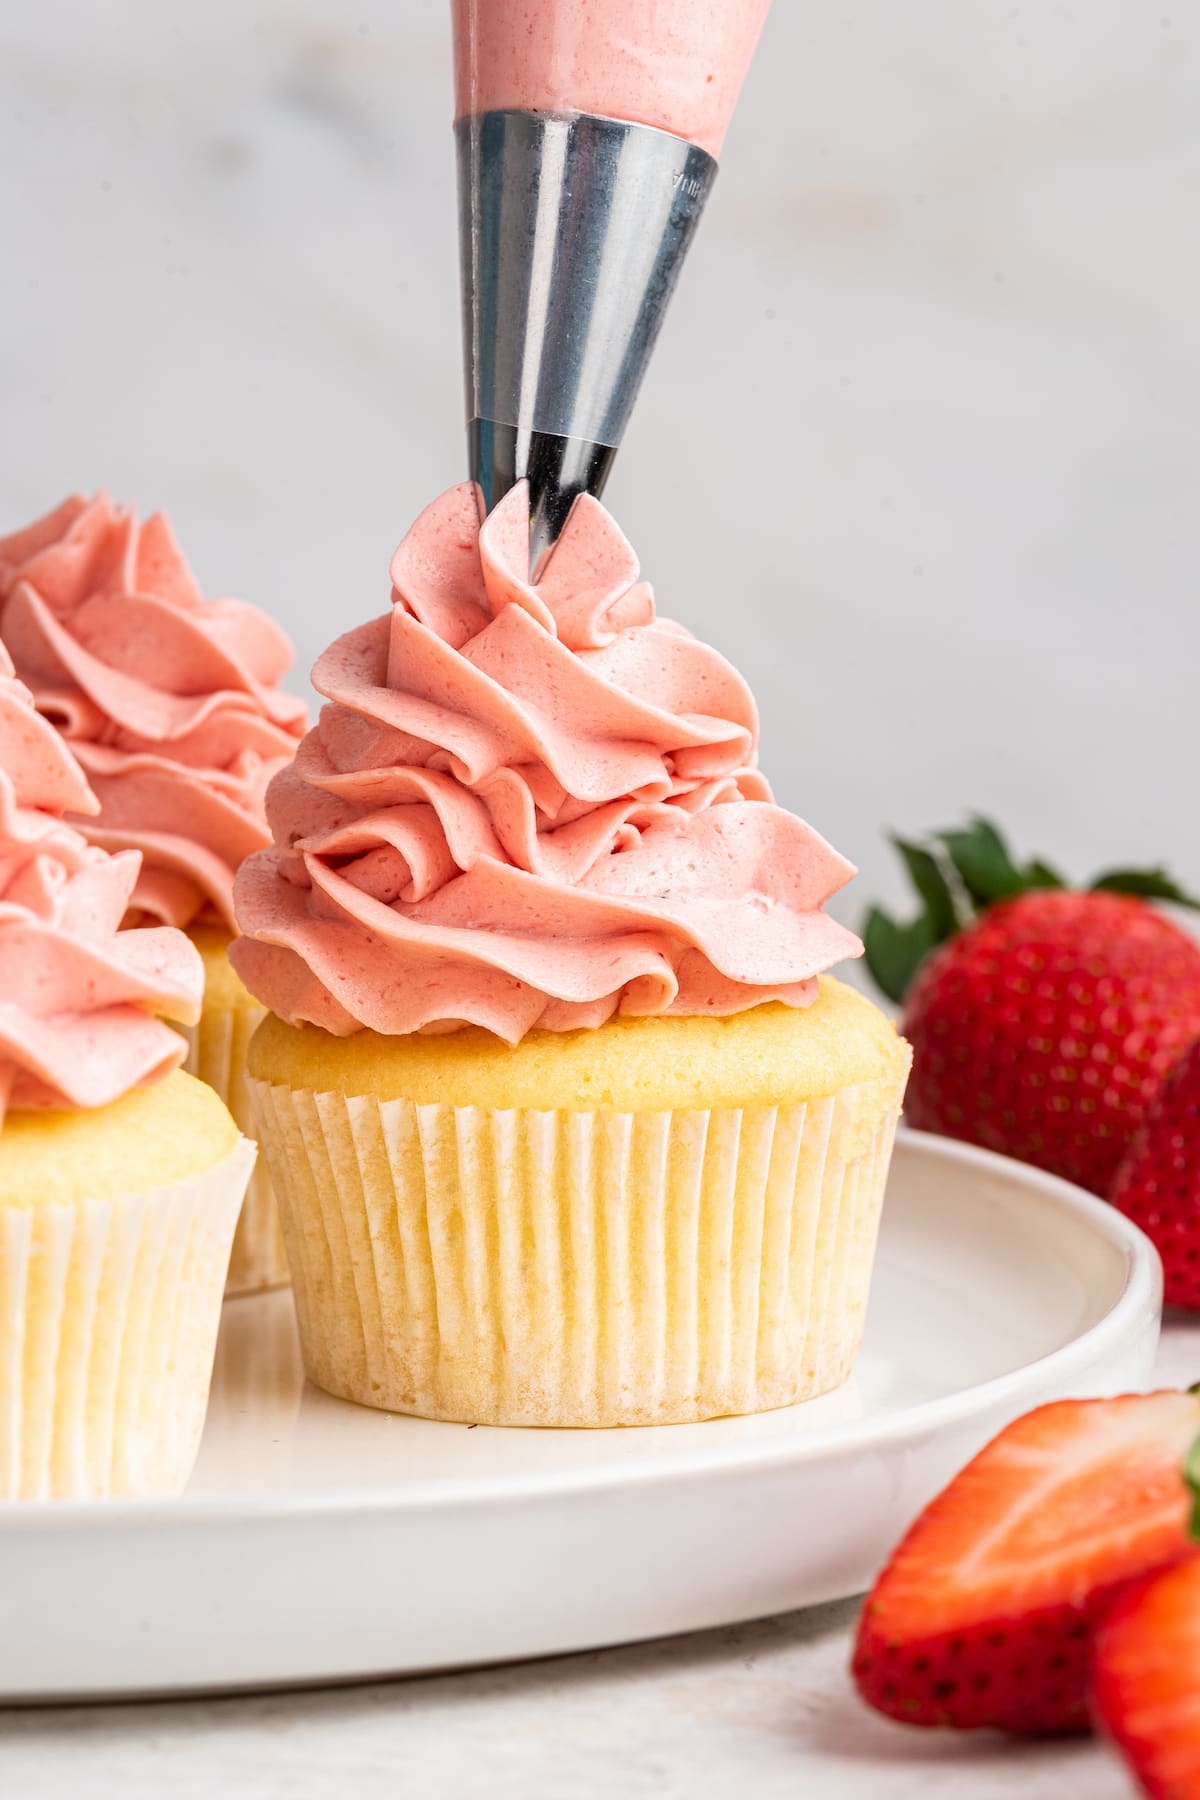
[248, 1076, 903, 1427]
[179, 1002, 289, 1295]
[0, 1138, 255, 1500]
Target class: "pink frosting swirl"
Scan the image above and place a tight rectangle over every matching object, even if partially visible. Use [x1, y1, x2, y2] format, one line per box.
[0, 640, 202, 1121]
[231, 483, 861, 1043]
[0, 494, 307, 930]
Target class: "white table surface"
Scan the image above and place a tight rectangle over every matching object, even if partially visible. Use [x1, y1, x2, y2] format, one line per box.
[4, 1319, 1195, 1800]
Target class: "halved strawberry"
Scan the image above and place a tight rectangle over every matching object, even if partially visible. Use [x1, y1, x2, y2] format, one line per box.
[1094, 1558, 1200, 1797]
[852, 1391, 1200, 1734]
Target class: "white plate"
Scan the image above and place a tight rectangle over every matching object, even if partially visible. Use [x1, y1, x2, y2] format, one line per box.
[0, 1130, 1161, 1702]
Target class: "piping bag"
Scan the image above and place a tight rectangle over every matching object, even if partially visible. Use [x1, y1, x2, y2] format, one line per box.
[453, 0, 772, 574]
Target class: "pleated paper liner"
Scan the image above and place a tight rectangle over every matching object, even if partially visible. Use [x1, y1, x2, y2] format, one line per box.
[179, 1002, 289, 1295]
[248, 1075, 904, 1428]
[0, 1138, 255, 1501]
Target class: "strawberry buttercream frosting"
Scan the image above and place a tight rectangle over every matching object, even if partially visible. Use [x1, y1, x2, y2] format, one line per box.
[0, 641, 202, 1121]
[0, 494, 307, 932]
[231, 483, 860, 1042]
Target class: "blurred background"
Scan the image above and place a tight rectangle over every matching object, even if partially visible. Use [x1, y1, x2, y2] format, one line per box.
[2, 0, 1196, 933]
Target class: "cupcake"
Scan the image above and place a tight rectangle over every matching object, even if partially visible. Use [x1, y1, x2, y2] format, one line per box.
[0, 643, 254, 1498]
[0, 495, 306, 1294]
[233, 483, 911, 1427]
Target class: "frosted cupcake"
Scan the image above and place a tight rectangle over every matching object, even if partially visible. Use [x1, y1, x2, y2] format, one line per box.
[0, 495, 306, 1294]
[0, 644, 254, 1498]
[234, 484, 910, 1427]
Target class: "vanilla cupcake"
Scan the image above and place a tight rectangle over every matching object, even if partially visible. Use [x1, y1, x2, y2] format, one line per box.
[0, 496, 305, 1293]
[234, 484, 910, 1427]
[0, 645, 253, 1498]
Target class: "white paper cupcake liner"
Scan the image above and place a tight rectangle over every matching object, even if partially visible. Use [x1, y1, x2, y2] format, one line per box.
[0, 1138, 255, 1500]
[179, 1003, 289, 1295]
[248, 1076, 903, 1427]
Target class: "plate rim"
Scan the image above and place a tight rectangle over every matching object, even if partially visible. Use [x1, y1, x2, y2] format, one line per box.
[1, 1129, 1162, 1531]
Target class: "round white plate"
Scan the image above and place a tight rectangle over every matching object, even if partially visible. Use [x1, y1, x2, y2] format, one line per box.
[0, 1130, 1161, 1702]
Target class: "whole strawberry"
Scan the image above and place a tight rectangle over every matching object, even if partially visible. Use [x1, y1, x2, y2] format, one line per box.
[1111, 1038, 1200, 1308]
[865, 819, 1200, 1196]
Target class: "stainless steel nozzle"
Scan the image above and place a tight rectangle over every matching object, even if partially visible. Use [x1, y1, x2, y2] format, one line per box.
[456, 108, 717, 574]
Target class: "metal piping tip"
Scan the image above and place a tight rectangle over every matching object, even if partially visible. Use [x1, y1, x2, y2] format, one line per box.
[468, 421, 616, 576]
[457, 108, 717, 577]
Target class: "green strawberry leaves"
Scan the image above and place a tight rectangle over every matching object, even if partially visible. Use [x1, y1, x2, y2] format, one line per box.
[865, 817, 1041, 1003]
[863, 816, 1200, 1005]
[1023, 858, 1068, 892]
[936, 818, 1030, 905]
[890, 838, 968, 939]
[862, 907, 939, 1007]
[1091, 868, 1200, 913]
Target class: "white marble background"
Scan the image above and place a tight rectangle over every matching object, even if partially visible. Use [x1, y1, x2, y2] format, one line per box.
[2, 0, 1196, 926]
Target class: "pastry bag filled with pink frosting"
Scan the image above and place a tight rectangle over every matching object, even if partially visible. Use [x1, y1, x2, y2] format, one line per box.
[454, 0, 773, 569]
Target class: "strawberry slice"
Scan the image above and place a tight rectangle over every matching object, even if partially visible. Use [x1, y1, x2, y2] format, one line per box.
[1093, 1558, 1200, 1797]
[852, 1391, 1200, 1734]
